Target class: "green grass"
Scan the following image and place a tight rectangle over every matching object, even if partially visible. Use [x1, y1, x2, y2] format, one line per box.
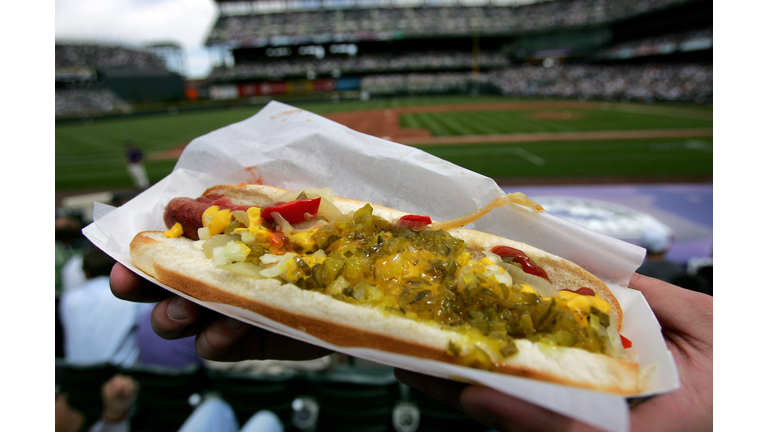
[56, 108, 264, 190]
[55, 97, 713, 191]
[400, 108, 713, 136]
[415, 138, 713, 179]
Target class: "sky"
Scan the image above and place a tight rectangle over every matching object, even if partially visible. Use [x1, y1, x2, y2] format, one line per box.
[55, 0, 220, 79]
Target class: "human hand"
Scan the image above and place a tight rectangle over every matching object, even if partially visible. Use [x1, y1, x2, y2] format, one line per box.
[55, 393, 85, 432]
[110, 263, 331, 362]
[101, 374, 140, 422]
[394, 273, 713, 432]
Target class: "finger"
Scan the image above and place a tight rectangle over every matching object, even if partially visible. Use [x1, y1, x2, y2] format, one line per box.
[150, 296, 208, 339]
[460, 386, 598, 432]
[110, 263, 172, 303]
[629, 273, 713, 337]
[195, 317, 332, 362]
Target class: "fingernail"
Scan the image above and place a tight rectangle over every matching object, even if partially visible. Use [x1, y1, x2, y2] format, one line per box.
[167, 297, 187, 321]
[225, 317, 244, 330]
[463, 405, 497, 427]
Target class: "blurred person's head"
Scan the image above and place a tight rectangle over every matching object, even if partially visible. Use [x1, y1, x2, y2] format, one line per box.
[642, 226, 673, 257]
[82, 246, 116, 279]
[56, 213, 84, 246]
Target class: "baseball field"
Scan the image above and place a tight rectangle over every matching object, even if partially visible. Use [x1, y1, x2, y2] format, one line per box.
[55, 96, 713, 193]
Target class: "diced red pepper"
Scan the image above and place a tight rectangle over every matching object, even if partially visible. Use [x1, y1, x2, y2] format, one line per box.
[261, 198, 321, 224]
[397, 214, 433, 231]
[269, 231, 285, 249]
[620, 335, 632, 349]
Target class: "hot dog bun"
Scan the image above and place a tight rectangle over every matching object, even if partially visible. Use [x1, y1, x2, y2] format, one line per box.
[130, 184, 639, 394]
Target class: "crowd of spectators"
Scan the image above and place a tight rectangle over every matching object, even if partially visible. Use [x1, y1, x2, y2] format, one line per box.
[359, 62, 712, 104]
[487, 63, 712, 104]
[208, 51, 509, 82]
[55, 88, 132, 118]
[55, 43, 167, 118]
[361, 72, 488, 95]
[206, 0, 690, 46]
[56, 43, 167, 71]
[595, 27, 713, 60]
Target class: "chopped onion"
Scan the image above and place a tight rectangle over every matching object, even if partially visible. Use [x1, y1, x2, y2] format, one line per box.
[203, 234, 240, 259]
[604, 314, 627, 358]
[212, 241, 251, 266]
[499, 262, 560, 298]
[259, 252, 297, 277]
[219, 262, 266, 279]
[198, 227, 211, 241]
[260, 253, 282, 264]
[326, 276, 350, 296]
[272, 211, 293, 235]
[233, 210, 249, 227]
[275, 188, 333, 203]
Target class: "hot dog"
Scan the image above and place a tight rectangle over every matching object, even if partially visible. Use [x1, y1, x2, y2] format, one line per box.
[131, 184, 640, 394]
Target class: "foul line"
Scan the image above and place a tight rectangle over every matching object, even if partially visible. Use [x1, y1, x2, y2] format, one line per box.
[511, 148, 546, 166]
[398, 128, 713, 146]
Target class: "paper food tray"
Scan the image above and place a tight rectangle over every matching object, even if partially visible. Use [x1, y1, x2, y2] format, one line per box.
[83, 101, 679, 432]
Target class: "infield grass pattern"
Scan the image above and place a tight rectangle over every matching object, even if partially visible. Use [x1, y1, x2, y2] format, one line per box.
[400, 109, 713, 136]
[416, 138, 713, 179]
[56, 97, 712, 191]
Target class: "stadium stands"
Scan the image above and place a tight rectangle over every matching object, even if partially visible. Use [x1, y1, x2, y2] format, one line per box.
[208, 51, 509, 82]
[55, 43, 177, 118]
[200, 0, 711, 105]
[55, 0, 713, 116]
[56, 43, 168, 71]
[205, 0, 692, 46]
[487, 63, 713, 103]
[55, 88, 133, 118]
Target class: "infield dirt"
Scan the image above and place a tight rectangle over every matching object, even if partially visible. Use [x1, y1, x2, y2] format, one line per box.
[323, 102, 713, 145]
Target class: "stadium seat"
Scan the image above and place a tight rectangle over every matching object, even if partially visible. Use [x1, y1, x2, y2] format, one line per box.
[116, 364, 207, 432]
[305, 365, 401, 432]
[406, 386, 486, 432]
[55, 295, 65, 358]
[206, 368, 303, 428]
[55, 359, 118, 430]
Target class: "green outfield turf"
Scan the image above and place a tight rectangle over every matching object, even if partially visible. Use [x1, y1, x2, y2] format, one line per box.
[414, 138, 713, 180]
[55, 97, 712, 191]
[399, 108, 713, 136]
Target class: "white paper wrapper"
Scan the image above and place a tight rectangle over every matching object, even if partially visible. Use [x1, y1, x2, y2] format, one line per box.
[83, 101, 679, 432]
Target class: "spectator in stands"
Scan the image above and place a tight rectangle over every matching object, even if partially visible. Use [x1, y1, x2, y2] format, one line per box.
[58, 247, 148, 367]
[109, 264, 713, 431]
[684, 245, 713, 296]
[636, 226, 684, 283]
[177, 397, 283, 432]
[56, 214, 85, 294]
[125, 141, 150, 190]
[56, 374, 281, 432]
[135, 307, 203, 369]
[56, 373, 140, 432]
